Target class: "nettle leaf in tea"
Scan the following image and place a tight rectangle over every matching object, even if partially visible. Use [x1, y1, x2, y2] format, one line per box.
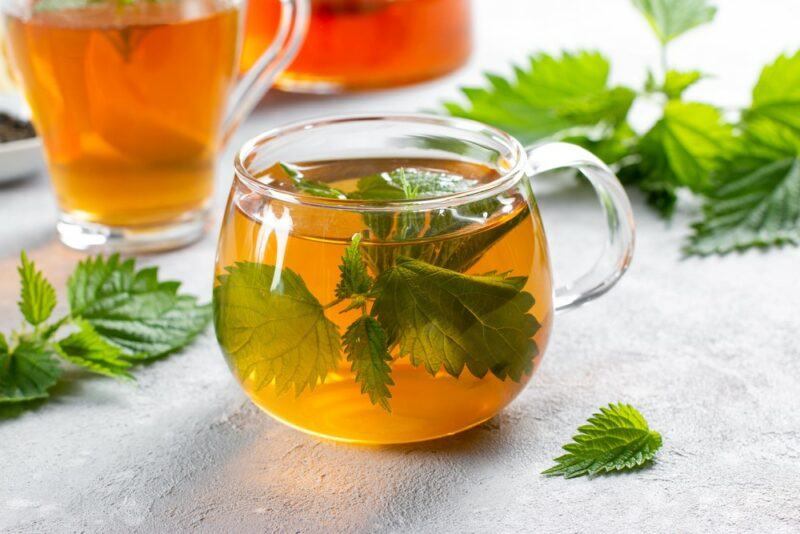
[279, 163, 347, 200]
[214, 164, 542, 411]
[0, 252, 210, 411]
[343, 316, 394, 411]
[214, 262, 341, 396]
[372, 257, 539, 381]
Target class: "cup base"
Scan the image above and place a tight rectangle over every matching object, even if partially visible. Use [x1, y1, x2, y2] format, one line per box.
[56, 209, 208, 253]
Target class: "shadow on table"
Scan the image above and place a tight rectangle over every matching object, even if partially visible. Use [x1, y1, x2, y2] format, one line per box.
[141, 393, 561, 531]
[0, 367, 127, 421]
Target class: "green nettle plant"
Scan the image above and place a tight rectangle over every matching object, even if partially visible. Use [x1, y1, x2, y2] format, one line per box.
[444, 0, 800, 256]
[0, 253, 210, 410]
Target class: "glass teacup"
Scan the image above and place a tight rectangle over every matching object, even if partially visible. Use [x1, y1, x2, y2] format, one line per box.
[2, 0, 308, 251]
[213, 114, 635, 444]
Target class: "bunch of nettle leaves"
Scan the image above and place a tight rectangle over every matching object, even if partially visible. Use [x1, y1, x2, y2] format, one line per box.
[0, 254, 210, 407]
[444, 0, 800, 256]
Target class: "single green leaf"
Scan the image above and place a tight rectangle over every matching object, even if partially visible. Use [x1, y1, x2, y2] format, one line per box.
[543, 403, 663, 478]
[745, 50, 800, 138]
[279, 162, 346, 200]
[662, 70, 704, 99]
[632, 101, 734, 215]
[657, 101, 734, 191]
[686, 119, 800, 255]
[444, 51, 636, 146]
[0, 336, 62, 403]
[335, 234, 373, 300]
[343, 316, 394, 411]
[67, 254, 211, 359]
[352, 167, 476, 201]
[55, 319, 133, 380]
[372, 257, 539, 381]
[214, 262, 340, 395]
[352, 168, 477, 242]
[17, 251, 57, 326]
[631, 0, 717, 44]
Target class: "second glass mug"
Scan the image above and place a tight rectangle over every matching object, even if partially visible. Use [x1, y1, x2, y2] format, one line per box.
[214, 114, 635, 444]
[2, 0, 309, 251]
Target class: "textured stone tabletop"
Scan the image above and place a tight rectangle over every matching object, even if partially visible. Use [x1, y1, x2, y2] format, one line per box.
[2, 1, 799, 532]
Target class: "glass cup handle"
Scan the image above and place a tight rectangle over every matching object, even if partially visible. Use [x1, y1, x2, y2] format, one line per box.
[222, 0, 310, 143]
[526, 142, 636, 314]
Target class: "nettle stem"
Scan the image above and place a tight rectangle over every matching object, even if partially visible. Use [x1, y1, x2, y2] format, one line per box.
[323, 298, 344, 310]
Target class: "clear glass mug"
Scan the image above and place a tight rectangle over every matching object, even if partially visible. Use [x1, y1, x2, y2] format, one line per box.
[213, 114, 635, 444]
[1, 0, 308, 252]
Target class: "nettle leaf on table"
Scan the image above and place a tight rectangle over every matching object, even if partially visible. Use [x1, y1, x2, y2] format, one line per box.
[687, 52, 800, 255]
[1, 252, 210, 411]
[18, 251, 56, 327]
[0, 335, 62, 403]
[543, 403, 663, 479]
[686, 120, 800, 255]
[372, 257, 539, 382]
[631, 0, 717, 45]
[443, 51, 636, 149]
[628, 101, 734, 216]
[214, 262, 341, 396]
[55, 319, 133, 380]
[744, 50, 800, 138]
[67, 254, 211, 359]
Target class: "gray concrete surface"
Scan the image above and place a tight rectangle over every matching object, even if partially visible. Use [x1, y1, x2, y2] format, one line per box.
[2, 1, 799, 532]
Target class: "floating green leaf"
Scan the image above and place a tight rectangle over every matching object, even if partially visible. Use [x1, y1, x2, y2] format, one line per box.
[372, 257, 539, 381]
[343, 316, 394, 411]
[214, 262, 341, 395]
[278, 162, 347, 200]
[335, 234, 373, 301]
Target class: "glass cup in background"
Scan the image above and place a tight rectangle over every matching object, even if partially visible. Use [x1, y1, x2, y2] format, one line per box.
[213, 114, 635, 444]
[241, 0, 472, 92]
[1, 0, 308, 252]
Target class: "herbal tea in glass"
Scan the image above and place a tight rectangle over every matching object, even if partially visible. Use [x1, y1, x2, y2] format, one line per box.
[216, 158, 553, 443]
[2, 0, 306, 251]
[213, 115, 635, 444]
[241, 0, 471, 92]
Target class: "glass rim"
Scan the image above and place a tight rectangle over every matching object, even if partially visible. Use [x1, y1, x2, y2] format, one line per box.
[232, 113, 528, 212]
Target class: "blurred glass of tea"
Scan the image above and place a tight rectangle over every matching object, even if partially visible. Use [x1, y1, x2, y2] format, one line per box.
[241, 0, 472, 92]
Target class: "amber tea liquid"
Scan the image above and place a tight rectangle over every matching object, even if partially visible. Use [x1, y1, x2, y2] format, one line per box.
[215, 158, 553, 444]
[241, 0, 471, 91]
[4, 0, 240, 227]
